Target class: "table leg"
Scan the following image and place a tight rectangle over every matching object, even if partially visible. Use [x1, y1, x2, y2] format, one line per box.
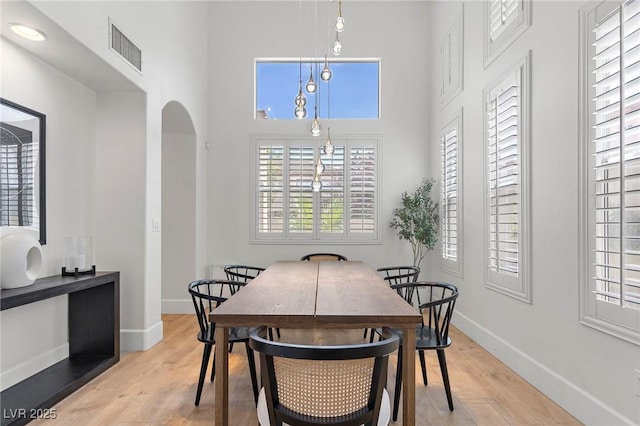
[214, 326, 229, 426]
[402, 326, 415, 426]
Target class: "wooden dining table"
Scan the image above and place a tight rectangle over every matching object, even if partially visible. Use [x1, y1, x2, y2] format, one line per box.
[210, 260, 421, 425]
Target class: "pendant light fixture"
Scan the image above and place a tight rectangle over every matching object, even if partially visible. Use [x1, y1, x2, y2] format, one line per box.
[335, 0, 345, 33]
[310, 106, 321, 136]
[323, 78, 335, 155]
[311, 172, 322, 192]
[294, 61, 307, 119]
[332, 32, 343, 56]
[315, 148, 325, 175]
[321, 54, 332, 82]
[305, 64, 317, 94]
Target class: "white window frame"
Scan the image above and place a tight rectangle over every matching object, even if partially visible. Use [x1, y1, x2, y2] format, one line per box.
[251, 134, 381, 244]
[579, 0, 640, 345]
[483, 0, 531, 68]
[440, 108, 464, 277]
[483, 51, 531, 303]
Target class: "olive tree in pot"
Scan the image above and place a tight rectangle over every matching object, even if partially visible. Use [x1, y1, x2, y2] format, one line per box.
[390, 178, 439, 270]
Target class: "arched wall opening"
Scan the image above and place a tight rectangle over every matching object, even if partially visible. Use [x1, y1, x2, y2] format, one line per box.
[161, 101, 197, 312]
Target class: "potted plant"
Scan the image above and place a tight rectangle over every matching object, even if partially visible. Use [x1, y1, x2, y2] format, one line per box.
[390, 178, 439, 269]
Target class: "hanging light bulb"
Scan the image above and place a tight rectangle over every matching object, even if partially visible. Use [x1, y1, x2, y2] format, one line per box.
[295, 89, 307, 107]
[306, 64, 317, 94]
[315, 153, 325, 175]
[323, 127, 335, 155]
[311, 172, 322, 192]
[295, 105, 307, 119]
[321, 55, 332, 81]
[310, 116, 321, 137]
[332, 33, 343, 56]
[335, 0, 345, 33]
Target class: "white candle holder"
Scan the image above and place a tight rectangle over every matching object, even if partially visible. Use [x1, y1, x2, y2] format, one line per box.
[62, 236, 95, 277]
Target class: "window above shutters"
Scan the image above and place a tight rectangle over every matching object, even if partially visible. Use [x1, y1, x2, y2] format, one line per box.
[484, 0, 531, 68]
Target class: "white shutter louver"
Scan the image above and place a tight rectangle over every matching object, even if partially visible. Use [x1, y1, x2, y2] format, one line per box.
[320, 146, 345, 234]
[349, 144, 376, 234]
[592, 0, 640, 309]
[489, 0, 519, 42]
[487, 81, 520, 277]
[441, 128, 458, 262]
[288, 146, 314, 234]
[257, 146, 284, 233]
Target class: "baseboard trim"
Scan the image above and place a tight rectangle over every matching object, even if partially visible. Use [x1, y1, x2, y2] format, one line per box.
[161, 298, 193, 314]
[120, 320, 163, 351]
[453, 312, 633, 425]
[0, 343, 69, 391]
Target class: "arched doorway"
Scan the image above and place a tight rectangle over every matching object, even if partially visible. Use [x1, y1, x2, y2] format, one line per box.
[161, 101, 196, 312]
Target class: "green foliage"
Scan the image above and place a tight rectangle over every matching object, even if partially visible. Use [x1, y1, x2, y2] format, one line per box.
[390, 178, 439, 268]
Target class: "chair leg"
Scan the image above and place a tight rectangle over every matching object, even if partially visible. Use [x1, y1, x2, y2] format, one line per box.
[228, 342, 234, 353]
[363, 328, 368, 339]
[369, 328, 376, 343]
[418, 349, 428, 386]
[210, 349, 216, 382]
[393, 345, 403, 422]
[268, 328, 274, 340]
[245, 342, 259, 404]
[437, 349, 454, 411]
[196, 343, 213, 406]
[276, 328, 281, 338]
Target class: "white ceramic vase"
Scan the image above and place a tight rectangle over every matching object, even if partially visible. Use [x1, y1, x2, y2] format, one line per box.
[1, 231, 43, 289]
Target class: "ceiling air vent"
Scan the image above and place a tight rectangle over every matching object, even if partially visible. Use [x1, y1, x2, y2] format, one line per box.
[109, 19, 142, 73]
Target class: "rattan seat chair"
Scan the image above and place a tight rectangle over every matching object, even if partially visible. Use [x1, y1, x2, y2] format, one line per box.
[300, 253, 348, 261]
[386, 281, 459, 421]
[250, 327, 399, 426]
[188, 279, 259, 406]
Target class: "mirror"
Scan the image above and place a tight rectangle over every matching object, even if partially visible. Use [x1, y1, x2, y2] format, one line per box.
[0, 98, 46, 244]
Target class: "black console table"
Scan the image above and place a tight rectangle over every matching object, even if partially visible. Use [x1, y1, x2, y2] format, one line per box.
[0, 272, 120, 425]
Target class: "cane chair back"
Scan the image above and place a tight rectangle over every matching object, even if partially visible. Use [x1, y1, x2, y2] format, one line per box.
[300, 253, 348, 262]
[250, 327, 398, 426]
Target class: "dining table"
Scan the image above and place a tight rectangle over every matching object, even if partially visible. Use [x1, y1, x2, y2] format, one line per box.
[210, 260, 422, 426]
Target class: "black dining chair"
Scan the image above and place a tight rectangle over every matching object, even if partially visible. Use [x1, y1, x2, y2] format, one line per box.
[364, 266, 421, 341]
[250, 326, 399, 426]
[300, 253, 348, 261]
[224, 264, 265, 282]
[386, 281, 459, 421]
[188, 279, 259, 406]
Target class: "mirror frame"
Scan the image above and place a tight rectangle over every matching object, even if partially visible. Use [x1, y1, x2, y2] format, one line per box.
[0, 98, 46, 244]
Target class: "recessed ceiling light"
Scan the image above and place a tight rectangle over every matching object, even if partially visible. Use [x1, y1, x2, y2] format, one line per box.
[10, 24, 46, 41]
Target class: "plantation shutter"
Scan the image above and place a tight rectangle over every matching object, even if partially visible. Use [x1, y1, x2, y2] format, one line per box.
[0, 125, 38, 228]
[257, 145, 284, 234]
[441, 127, 458, 262]
[489, 0, 519, 42]
[319, 146, 345, 235]
[592, 0, 640, 309]
[487, 76, 520, 277]
[288, 145, 314, 234]
[348, 143, 376, 236]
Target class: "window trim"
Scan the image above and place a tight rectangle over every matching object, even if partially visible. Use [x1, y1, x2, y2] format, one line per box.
[482, 51, 531, 303]
[440, 108, 464, 278]
[578, 0, 640, 345]
[251, 134, 382, 245]
[483, 0, 531, 68]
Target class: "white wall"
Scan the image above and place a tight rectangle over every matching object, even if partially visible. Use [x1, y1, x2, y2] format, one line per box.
[425, 1, 638, 424]
[0, 37, 97, 390]
[28, 1, 210, 347]
[207, 1, 432, 271]
[1, 0, 210, 391]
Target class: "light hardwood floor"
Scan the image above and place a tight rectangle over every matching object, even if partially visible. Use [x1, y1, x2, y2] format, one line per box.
[32, 315, 582, 425]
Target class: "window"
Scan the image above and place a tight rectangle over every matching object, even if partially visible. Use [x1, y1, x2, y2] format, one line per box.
[255, 60, 380, 120]
[579, 0, 640, 345]
[440, 109, 464, 277]
[484, 0, 531, 67]
[253, 135, 379, 243]
[483, 52, 531, 302]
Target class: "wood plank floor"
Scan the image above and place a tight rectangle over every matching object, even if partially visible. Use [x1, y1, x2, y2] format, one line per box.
[32, 314, 582, 425]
